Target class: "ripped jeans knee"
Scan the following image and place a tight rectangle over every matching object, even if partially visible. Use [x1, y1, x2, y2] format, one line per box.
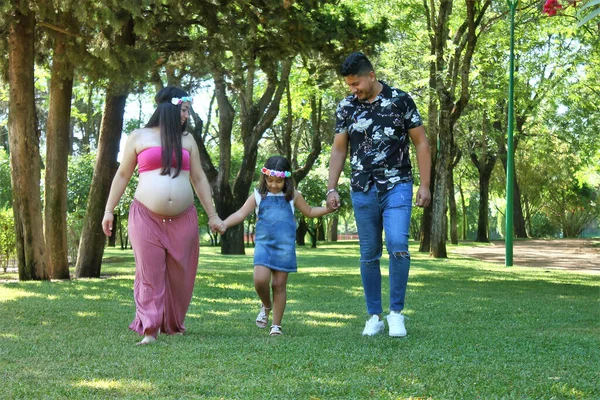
[391, 250, 410, 260]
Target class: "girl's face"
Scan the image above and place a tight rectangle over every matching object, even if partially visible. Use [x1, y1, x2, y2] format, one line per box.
[180, 102, 191, 125]
[266, 176, 285, 194]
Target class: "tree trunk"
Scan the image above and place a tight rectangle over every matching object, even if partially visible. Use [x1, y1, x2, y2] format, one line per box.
[328, 214, 338, 242]
[317, 219, 325, 242]
[498, 139, 527, 238]
[75, 85, 128, 278]
[448, 168, 458, 245]
[471, 111, 497, 243]
[8, 6, 48, 280]
[447, 147, 461, 245]
[44, 34, 74, 279]
[476, 174, 491, 242]
[296, 217, 307, 246]
[430, 120, 449, 258]
[419, 170, 435, 252]
[512, 178, 527, 238]
[211, 68, 244, 254]
[419, 30, 438, 253]
[459, 181, 467, 239]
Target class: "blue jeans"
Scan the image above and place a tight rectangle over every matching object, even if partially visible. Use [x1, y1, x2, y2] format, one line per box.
[350, 183, 413, 315]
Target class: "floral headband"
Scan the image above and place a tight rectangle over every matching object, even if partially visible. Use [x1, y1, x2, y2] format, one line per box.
[261, 167, 291, 178]
[171, 96, 193, 105]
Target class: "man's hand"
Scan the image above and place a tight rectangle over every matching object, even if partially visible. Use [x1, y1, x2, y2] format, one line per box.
[415, 185, 431, 208]
[327, 191, 341, 210]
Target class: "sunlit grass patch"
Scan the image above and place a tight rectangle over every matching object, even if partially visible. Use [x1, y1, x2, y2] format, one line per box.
[72, 378, 154, 392]
[0, 287, 40, 302]
[0, 241, 598, 399]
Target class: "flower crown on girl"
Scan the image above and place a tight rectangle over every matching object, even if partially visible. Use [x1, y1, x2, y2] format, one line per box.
[261, 167, 291, 178]
[171, 96, 193, 105]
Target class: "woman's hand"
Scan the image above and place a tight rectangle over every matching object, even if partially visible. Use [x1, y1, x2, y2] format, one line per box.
[208, 215, 224, 234]
[102, 212, 114, 237]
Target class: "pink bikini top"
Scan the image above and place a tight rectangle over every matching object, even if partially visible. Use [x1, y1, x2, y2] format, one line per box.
[137, 147, 191, 173]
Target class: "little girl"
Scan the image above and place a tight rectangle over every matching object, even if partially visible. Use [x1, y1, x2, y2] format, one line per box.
[220, 156, 331, 336]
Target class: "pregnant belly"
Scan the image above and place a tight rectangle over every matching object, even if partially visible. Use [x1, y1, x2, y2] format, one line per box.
[135, 170, 194, 216]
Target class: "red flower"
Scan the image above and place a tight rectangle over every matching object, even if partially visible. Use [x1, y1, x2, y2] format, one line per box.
[543, 0, 563, 16]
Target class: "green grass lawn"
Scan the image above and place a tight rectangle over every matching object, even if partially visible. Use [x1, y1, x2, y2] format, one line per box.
[1, 241, 598, 399]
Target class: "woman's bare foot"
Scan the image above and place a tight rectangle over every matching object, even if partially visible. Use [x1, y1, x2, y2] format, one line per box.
[136, 335, 157, 345]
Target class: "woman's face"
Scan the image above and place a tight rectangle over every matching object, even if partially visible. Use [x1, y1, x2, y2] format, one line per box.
[180, 101, 191, 125]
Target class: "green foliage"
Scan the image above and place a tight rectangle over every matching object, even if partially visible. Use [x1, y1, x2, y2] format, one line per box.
[545, 181, 600, 237]
[66, 209, 85, 264]
[67, 153, 96, 213]
[0, 148, 11, 208]
[0, 243, 598, 397]
[0, 207, 15, 272]
[577, 0, 600, 26]
[530, 212, 561, 238]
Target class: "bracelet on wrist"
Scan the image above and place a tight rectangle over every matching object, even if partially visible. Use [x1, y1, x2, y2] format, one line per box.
[208, 213, 218, 218]
[105, 211, 114, 214]
[326, 188, 337, 196]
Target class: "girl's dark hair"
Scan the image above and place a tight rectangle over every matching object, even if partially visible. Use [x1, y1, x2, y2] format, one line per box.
[257, 155, 295, 202]
[340, 52, 374, 77]
[145, 86, 190, 178]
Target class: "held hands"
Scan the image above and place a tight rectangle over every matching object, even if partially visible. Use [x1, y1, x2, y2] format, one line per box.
[215, 221, 227, 235]
[208, 215, 225, 234]
[326, 189, 341, 211]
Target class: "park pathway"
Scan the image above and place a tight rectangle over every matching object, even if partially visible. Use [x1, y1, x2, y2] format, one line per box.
[452, 238, 600, 274]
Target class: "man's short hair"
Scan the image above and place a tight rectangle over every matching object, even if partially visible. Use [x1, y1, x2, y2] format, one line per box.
[340, 52, 374, 77]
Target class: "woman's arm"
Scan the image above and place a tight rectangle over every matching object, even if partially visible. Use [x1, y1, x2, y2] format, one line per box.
[294, 190, 330, 218]
[102, 132, 139, 236]
[188, 137, 222, 231]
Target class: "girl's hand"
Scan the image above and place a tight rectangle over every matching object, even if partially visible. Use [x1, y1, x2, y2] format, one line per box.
[217, 222, 227, 235]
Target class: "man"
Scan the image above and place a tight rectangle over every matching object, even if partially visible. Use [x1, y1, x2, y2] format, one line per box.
[327, 52, 431, 337]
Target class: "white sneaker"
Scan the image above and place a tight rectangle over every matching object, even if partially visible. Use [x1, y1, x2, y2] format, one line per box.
[362, 315, 385, 336]
[386, 312, 407, 337]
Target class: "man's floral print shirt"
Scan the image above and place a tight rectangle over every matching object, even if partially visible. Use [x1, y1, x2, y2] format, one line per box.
[335, 81, 423, 194]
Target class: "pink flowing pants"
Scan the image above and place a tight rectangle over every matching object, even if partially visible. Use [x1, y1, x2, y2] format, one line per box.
[128, 199, 199, 337]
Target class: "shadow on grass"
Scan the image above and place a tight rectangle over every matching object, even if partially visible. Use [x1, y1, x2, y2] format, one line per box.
[1, 242, 599, 398]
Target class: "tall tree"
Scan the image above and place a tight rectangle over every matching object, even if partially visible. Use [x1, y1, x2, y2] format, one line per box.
[44, 13, 75, 279]
[75, 16, 136, 278]
[187, 1, 387, 254]
[7, 3, 48, 280]
[469, 111, 497, 242]
[424, 0, 491, 257]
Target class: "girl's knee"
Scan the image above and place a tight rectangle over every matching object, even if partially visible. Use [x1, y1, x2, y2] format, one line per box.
[271, 279, 286, 292]
[271, 272, 288, 292]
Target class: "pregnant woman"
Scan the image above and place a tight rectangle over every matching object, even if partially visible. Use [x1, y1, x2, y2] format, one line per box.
[102, 86, 222, 345]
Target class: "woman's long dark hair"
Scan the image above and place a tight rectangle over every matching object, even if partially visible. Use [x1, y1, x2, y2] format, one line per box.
[257, 156, 295, 202]
[145, 86, 189, 178]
